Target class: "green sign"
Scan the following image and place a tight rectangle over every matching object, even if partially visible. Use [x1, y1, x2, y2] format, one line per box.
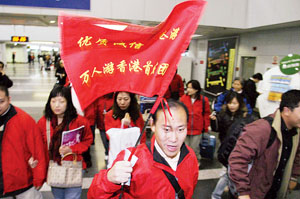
[280, 54, 300, 75]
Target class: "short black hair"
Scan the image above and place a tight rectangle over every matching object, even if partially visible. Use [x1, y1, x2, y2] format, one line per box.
[0, 61, 4, 69]
[279, 89, 300, 112]
[186, 80, 201, 100]
[0, 85, 9, 97]
[152, 99, 189, 124]
[233, 77, 244, 87]
[252, 73, 263, 80]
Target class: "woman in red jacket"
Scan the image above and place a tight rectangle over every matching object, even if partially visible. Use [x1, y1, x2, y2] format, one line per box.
[37, 86, 93, 199]
[105, 91, 146, 143]
[180, 80, 211, 164]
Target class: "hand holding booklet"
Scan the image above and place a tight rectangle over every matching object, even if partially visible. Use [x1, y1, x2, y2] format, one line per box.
[61, 125, 85, 146]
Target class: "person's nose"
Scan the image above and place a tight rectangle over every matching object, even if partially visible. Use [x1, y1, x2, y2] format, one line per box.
[168, 131, 178, 143]
[54, 101, 60, 108]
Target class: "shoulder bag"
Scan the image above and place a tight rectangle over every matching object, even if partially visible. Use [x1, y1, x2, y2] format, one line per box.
[46, 120, 83, 187]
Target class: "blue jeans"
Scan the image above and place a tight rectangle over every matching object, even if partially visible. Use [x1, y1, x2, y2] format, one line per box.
[51, 187, 82, 199]
[211, 173, 229, 199]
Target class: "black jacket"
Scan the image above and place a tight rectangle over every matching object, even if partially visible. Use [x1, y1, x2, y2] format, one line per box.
[0, 73, 13, 88]
[243, 79, 259, 109]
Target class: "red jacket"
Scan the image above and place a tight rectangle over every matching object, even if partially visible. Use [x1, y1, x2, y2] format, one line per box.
[104, 110, 146, 143]
[37, 115, 93, 169]
[0, 106, 46, 196]
[84, 100, 98, 127]
[96, 96, 114, 131]
[88, 137, 199, 199]
[164, 74, 184, 99]
[180, 94, 211, 135]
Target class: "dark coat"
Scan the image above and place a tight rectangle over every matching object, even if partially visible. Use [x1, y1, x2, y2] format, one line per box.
[55, 67, 67, 85]
[211, 108, 246, 142]
[229, 110, 300, 199]
[243, 78, 259, 109]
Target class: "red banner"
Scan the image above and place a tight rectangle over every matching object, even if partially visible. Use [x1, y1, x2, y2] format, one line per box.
[59, 0, 206, 110]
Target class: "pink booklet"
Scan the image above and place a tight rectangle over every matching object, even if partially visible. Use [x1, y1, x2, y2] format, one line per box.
[61, 125, 85, 146]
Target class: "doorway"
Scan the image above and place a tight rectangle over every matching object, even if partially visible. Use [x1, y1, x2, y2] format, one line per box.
[241, 57, 256, 80]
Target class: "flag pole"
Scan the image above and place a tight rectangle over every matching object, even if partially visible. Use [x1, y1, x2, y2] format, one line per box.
[119, 97, 162, 199]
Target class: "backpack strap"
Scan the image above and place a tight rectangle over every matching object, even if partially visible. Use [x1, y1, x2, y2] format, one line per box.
[46, 120, 51, 150]
[202, 95, 206, 133]
[202, 95, 205, 116]
[267, 129, 276, 149]
[146, 142, 151, 152]
[162, 170, 185, 199]
[146, 142, 185, 199]
[262, 116, 276, 149]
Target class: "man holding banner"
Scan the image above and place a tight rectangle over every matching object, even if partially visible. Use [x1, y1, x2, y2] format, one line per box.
[59, 1, 207, 198]
[88, 100, 199, 199]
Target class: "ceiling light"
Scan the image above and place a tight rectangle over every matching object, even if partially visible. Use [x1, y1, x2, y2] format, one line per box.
[192, 34, 203, 38]
[50, 20, 56, 24]
[94, 24, 127, 31]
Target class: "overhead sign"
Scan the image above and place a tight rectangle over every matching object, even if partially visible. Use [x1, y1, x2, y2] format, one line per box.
[204, 37, 237, 95]
[0, 0, 90, 10]
[11, 36, 29, 42]
[280, 54, 300, 75]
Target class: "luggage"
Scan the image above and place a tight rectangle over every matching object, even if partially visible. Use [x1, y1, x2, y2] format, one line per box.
[139, 96, 157, 114]
[200, 133, 216, 159]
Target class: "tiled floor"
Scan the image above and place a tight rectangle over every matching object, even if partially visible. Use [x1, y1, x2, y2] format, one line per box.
[6, 63, 300, 198]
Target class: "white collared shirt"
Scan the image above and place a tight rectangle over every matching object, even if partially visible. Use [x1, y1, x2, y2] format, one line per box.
[154, 141, 180, 171]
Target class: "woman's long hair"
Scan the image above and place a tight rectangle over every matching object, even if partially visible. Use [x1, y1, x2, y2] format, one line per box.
[112, 91, 140, 123]
[44, 86, 77, 123]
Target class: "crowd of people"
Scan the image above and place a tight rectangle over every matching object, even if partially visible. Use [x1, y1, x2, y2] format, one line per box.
[0, 62, 299, 199]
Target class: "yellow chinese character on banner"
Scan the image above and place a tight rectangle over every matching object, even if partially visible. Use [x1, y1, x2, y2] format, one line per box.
[151, 63, 158, 75]
[78, 36, 93, 47]
[159, 31, 169, 40]
[96, 38, 108, 46]
[170, 27, 180, 40]
[129, 42, 144, 49]
[157, 63, 169, 75]
[114, 42, 127, 48]
[117, 60, 127, 73]
[129, 59, 142, 72]
[80, 70, 90, 85]
[143, 61, 154, 76]
[103, 62, 114, 74]
[92, 67, 102, 77]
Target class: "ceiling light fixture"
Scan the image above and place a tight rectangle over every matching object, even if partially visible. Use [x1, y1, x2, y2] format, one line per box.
[192, 34, 203, 38]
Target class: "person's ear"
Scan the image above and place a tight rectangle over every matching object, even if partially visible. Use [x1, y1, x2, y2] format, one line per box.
[283, 107, 292, 116]
[150, 122, 156, 133]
